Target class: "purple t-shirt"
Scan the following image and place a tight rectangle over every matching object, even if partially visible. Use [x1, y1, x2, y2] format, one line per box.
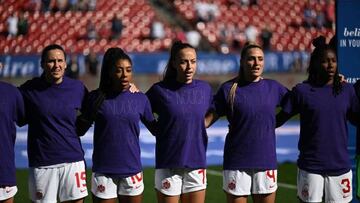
[146, 80, 212, 169]
[283, 82, 359, 175]
[213, 79, 288, 170]
[19, 76, 87, 167]
[0, 82, 25, 186]
[91, 90, 155, 178]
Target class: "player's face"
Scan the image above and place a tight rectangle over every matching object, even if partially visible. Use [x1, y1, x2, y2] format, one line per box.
[320, 49, 337, 81]
[174, 48, 197, 84]
[241, 47, 264, 82]
[42, 49, 66, 84]
[111, 59, 132, 90]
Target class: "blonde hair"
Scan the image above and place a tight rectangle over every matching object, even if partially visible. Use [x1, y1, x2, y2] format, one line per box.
[227, 42, 263, 115]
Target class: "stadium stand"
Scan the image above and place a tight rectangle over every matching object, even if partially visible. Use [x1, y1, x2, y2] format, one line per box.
[0, 0, 335, 54]
[172, 0, 335, 52]
[0, 0, 174, 54]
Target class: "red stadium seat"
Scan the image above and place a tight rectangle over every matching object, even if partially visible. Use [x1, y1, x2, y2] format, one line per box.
[0, 0, 335, 53]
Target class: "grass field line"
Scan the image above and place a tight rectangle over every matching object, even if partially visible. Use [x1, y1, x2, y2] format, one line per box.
[207, 169, 297, 190]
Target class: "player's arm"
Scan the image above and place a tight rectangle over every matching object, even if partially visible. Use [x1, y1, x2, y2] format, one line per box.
[275, 110, 294, 128]
[142, 119, 159, 136]
[205, 109, 219, 128]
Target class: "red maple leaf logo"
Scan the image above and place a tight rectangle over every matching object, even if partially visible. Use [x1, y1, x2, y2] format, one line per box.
[228, 181, 236, 190]
[162, 180, 171, 189]
[97, 184, 106, 193]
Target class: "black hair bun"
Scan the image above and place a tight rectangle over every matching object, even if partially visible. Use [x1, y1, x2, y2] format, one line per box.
[312, 36, 327, 48]
[329, 35, 337, 51]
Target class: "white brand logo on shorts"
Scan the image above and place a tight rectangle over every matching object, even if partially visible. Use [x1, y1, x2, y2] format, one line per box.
[97, 185, 105, 193]
[5, 187, 13, 193]
[162, 180, 171, 189]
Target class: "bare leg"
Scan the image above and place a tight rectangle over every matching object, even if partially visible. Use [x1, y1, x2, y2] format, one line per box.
[118, 194, 143, 203]
[180, 189, 206, 203]
[62, 197, 86, 203]
[156, 189, 180, 203]
[91, 194, 117, 203]
[226, 193, 248, 203]
[252, 192, 276, 203]
[1, 197, 14, 203]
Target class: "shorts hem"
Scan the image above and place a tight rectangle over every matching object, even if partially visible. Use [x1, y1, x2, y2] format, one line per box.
[30, 199, 57, 203]
[0, 187, 17, 201]
[118, 188, 144, 197]
[298, 196, 322, 203]
[91, 193, 117, 200]
[326, 201, 352, 203]
[60, 193, 88, 202]
[253, 187, 277, 194]
[156, 188, 181, 196]
[183, 186, 206, 194]
[223, 188, 251, 196]
[91, 190, 117, 199]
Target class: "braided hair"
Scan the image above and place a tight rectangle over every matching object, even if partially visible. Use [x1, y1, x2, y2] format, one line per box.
[99, 47, 132, 94]
[307, 35, 341, 95]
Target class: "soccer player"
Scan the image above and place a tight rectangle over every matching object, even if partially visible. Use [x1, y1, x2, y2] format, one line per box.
[0, 81, 25, 203]
[84, 47, 157, 203]
[19, 44, 88, 203]
[276, 36, 359, 203]
[146, 41, 212, 203]
[205, 42, 288, 203]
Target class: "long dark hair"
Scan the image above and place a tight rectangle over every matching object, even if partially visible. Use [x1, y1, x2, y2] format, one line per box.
[162, 41, 195, 83]
[307, 35, 341, 95]
[99, 47, 132, 93]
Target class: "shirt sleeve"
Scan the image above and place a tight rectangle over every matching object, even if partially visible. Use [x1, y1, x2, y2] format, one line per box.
[349, 85, 360, 114]
[282, 86, 300, 115]
[213, 85, 227, 117]
[15, 87, 26, 126]
[17, 86, 29, 125]
[145, 85, 158, 113]
[141, 95, 156, 124]
[277, 83, 289, 107]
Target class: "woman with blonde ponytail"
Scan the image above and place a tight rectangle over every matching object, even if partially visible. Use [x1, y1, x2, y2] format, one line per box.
[205, 42, 288, 203]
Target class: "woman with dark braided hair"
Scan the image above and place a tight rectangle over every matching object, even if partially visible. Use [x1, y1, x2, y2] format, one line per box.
[84, 47, 157, 203]
[146, 41, 212, 203]
[205, 42, 288, 203]
[276, 36, 359, 203]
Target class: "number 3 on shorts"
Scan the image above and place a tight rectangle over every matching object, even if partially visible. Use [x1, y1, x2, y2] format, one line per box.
[341, 178, 351, 194]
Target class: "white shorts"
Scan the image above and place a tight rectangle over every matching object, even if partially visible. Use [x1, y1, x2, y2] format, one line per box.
[29, 160, 88, 203]
[155, 168, 207, 196]
[91, 172, 144, 199]
[0, 186, 17, 201]
[297, 169, 352, 203]
[223, 169, 277, 196]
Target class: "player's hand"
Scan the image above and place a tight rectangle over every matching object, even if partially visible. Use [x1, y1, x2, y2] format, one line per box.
[129, 83, 140, 93]
[339, 74, 346, 83]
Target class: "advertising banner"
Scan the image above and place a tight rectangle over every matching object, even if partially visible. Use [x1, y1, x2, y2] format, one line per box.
[337, 0, 360, 201]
